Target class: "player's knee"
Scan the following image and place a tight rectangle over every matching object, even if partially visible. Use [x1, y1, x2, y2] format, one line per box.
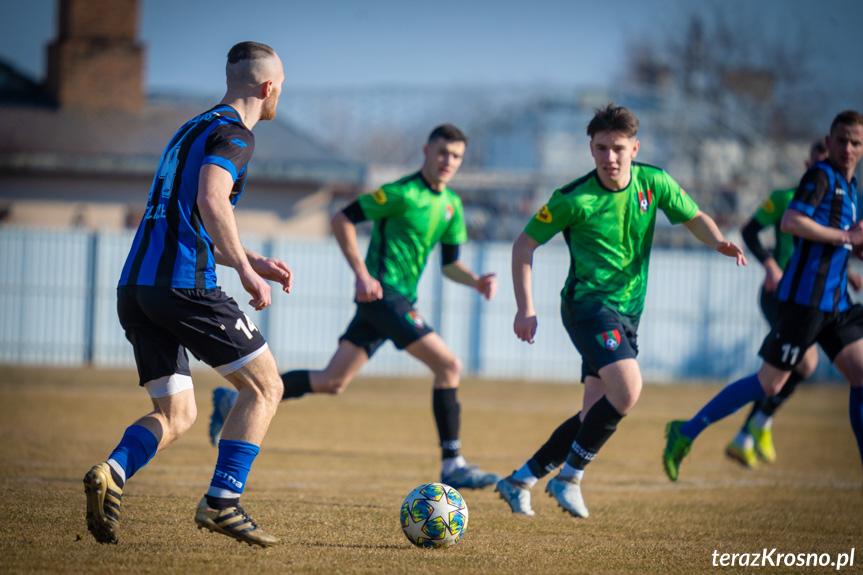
[164, 400, 197, 437]
[440, 355, 462, 380]
[260, 374, 284, 407]
[616, 393, 639, 415]
[795, 354, 818, 379]
[762, 380, 785, 397]
[317, 373, 352, 395]
[609, 388, 640, 415]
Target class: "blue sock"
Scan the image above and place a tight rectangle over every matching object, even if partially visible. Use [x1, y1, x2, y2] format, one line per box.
[850, 387, 863, 469]
[107, 424, 159, 485]
[680, 374, 766, 441]
[207, 439, 260, 500]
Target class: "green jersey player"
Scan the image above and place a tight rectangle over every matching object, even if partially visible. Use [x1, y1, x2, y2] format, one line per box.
[208, 124, 500, 490]
[495, 104, 747, 518]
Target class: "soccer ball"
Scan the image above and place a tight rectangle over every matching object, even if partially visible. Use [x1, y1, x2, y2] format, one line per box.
[400, 483, 468, 549]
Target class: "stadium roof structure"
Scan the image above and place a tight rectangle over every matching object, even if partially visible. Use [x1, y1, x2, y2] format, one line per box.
[0, 60, 364, 186]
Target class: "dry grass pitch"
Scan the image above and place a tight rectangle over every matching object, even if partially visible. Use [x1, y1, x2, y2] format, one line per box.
[0, 366, 860, 574]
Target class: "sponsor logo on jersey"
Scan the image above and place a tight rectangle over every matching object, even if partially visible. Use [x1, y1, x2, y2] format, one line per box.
[536, 204, 552, 223]
[405, 310, 425, 328]
[836, 187, 846, 196]
[595, 329, 621, 350]
[231, 138, 247, 148]
[445, 205, 454, 221]
[372, 189, 387, 204]
[762, 198, 775, 213]
[637, 189, 653, 213]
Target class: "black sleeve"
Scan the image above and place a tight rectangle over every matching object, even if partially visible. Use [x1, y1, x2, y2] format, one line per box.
[740, 218, 771, 263]
[341, 201, 367, 223]
[441, 243, 460, 266]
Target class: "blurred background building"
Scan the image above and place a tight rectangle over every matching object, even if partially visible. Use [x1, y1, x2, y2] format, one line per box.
[3, 0, 856, 242]
[0, 0, 364, 236]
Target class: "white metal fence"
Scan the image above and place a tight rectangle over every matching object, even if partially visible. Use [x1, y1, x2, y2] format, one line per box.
[0, 227, 843, 382]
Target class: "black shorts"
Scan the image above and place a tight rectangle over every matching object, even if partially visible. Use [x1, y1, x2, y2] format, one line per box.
[117, 285, 268, 386]
[759, 301, 863, 370]
[759, 286, 780, 328]
[340, 293, 434, 357]
[560, 300, 639, 382]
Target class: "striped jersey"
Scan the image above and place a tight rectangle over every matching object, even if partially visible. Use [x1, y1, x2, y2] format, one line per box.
[524, 163, 699, 317]
[778, 160, 858, 313]
[356, 172, 467, 302]
[119, 105, 255, 288]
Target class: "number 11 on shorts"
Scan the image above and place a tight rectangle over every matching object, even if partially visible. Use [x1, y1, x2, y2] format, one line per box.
[781, 343, 800, 365]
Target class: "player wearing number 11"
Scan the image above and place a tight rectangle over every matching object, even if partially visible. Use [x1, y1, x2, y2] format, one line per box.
[664, 110, 863, 483]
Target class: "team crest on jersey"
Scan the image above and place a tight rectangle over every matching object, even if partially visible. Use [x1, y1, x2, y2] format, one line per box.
[536, 204, 552, 223]
[445, 205, 454, 221]
[595, 330, 621, 351]
[762, 198, 775, 213]
[405, 310, 425, 328]
[637, 189, 653, 213]
[372, 189, 387, 204]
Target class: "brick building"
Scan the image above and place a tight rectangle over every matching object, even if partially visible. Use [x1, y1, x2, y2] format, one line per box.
[0, 0, 363, 236]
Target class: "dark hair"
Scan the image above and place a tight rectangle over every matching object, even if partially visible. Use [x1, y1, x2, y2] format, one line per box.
[227, 41, 275, 64]
[830, 110, 863, 134]
[586, 103, 639, 138]
[810, 139, 828, 156]
[428, 124, 469, 146]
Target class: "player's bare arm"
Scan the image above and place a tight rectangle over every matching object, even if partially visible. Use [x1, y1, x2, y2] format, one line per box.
[512, 232, 540, 344]
[682, 210, 748, 266]
[197, 164, 271, 310]
[212, 247, 294, 294]
[442, 261, 497, 300]
[782, 208, 863, 246]
[331, 211, 382, 302]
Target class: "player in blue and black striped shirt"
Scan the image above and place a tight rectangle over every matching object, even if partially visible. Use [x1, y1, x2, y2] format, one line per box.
[84, 42, 292, 548]
[664, 110, 863, 482]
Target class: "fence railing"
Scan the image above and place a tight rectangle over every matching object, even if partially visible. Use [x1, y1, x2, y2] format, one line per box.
[0, 227, 843, 382]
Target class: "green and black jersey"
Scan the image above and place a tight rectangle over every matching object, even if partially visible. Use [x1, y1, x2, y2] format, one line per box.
[356, 172, 467, 302]
[524, 162, 699, 317]
[751, 188, 795, 271]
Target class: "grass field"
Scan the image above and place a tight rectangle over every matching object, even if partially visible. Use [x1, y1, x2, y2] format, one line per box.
[0, 366, 860, 574]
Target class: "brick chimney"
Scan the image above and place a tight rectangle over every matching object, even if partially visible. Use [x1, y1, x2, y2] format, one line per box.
[46, 0, 145, 112]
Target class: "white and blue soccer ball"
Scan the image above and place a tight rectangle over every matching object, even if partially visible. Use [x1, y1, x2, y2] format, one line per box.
[400, 482, 468, 549]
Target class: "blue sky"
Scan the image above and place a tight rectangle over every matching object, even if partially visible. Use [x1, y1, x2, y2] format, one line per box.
[3, 0, 862, 104]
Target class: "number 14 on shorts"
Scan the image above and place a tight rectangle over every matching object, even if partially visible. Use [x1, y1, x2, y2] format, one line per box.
[223, 313, 258, 340]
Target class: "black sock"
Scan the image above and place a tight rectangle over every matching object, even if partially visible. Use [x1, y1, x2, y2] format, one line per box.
[760, 371, 804, 416]
[741, 401, 760, 433]
[433, 388, 461, 458]
[281, 370, 312, 400]
[527, 412, 582, 478]
[566, 396, 623, 469]
[205, 495, 239, 510]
